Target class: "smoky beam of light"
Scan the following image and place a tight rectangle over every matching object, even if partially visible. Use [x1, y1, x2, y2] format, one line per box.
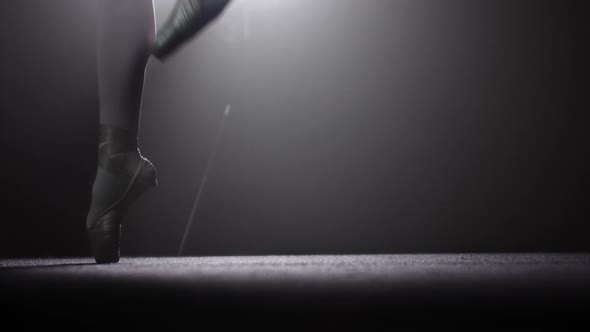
[178, 104, 232, 256]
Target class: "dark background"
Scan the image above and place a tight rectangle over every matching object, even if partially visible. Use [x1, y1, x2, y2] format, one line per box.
[0, 0, 586, 258]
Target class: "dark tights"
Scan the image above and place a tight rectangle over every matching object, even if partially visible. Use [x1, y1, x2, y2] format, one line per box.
[96, 0, 155, 139]
[86, 0, 157, 262]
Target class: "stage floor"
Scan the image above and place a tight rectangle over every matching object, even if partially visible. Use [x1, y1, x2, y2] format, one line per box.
[2, 254, 589, 328]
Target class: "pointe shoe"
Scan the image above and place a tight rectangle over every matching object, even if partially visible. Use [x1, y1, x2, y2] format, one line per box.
[86, 125, 158, 264]
[151, 0, 231, 60]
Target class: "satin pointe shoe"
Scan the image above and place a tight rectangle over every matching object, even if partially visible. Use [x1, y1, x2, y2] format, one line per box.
[151, 0, 231, 60]
[86, 125, 158, 264]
